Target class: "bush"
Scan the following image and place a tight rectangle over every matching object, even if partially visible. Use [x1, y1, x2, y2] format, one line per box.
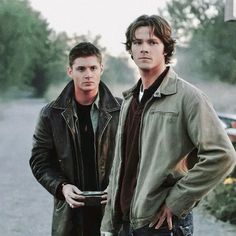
[202, 180, 236, 224]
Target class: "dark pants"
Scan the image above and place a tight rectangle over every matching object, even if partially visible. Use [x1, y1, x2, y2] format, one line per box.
[118, 212, 193, 236]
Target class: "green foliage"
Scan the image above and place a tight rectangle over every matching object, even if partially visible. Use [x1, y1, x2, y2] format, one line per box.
[0, 0, 34, 88]
[163, 0, 236, 84]
[68, 33, 107, 55]
[0, 0, 68, 97]
[183, 11, 236, 83]
[0, 0, 135, 98]
[29, 31, 68, 96]
[102, 55, 136, 86]
[163, 0, 223, 45]
[203, 183, 236, 224]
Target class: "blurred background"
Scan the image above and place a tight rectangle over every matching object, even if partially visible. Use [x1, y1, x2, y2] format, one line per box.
[0, 0, 236, 235]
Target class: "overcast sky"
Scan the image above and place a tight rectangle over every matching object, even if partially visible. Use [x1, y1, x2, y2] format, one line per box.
[28, 0, 168, 56]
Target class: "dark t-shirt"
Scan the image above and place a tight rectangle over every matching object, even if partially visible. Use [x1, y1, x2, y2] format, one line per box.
[76, 102, 98, 191]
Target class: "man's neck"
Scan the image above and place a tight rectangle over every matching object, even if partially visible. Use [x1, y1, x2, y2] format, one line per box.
[140, 65, 166, 90]
[74, 89, 98, 105]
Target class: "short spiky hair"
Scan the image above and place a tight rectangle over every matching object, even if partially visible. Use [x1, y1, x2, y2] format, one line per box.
[125, 15, 176, 64]
[68, 42, 102, 67]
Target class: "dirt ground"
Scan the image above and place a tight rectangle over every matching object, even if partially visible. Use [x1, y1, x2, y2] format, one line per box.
[0, 98, 236, 236]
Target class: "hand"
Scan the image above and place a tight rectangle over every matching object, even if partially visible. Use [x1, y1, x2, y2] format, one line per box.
[101, 187, 108, 205]
[62, 184, 85, 208]
[149, 204, 173, 230]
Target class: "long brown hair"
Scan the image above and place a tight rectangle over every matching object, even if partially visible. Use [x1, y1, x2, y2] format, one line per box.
[125, 14, 176, 64]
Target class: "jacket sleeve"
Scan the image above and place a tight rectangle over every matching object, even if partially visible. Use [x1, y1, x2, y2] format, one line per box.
[29, 106, 68, 199]
[165, 90, 236, 217]
[101, 163, 118, 235]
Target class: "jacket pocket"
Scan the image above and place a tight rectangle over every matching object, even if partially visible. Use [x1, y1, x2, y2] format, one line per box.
[149, 110, 179, 123]
[150, 109, 179, 124]
[54, 198, 67, 213]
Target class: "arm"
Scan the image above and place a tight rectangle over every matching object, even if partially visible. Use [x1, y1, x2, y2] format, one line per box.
[166, 91, 236, 217]
[29, 106, 69, 199]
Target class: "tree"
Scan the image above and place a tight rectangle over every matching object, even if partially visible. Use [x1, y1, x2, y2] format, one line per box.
[162, 0, 236, 84]
[0, 0, 68, 96]
[0, 0, 135, 97]
[29, 30, 68, 96]
[102, 55, 136, 86]
[0, 0, 36, 90]
[162, 0, 222, 46]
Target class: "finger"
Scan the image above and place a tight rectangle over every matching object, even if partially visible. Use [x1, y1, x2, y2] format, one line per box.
[155, 215, 165, 229]
[101, 193, 108, 199]
[167, 216, 173, 230]
[101, 200, 108, 204]
[71, 193, 86, 201]
[149, 217, 159, 227]
[149, 212, 161, 227]
[166, 209, 173, 230]
[70, 199, 85, 208]
[72, 186, 83, 194]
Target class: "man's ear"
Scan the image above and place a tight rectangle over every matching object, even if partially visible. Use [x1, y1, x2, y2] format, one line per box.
[129, 50, 134, 60]
[67, 66, 72, 78]
[100, 64, 104, 75]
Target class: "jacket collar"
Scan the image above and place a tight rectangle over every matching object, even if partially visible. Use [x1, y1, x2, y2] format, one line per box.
[51, 80, 121, 112]
[122, 67, 178, 100]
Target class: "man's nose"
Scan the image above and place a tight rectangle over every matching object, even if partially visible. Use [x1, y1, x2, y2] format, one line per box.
[141, 43, 149, 53]
[84, 69, 92, 79]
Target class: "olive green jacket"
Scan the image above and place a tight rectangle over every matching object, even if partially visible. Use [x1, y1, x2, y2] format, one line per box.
[101, 68, 236, 234]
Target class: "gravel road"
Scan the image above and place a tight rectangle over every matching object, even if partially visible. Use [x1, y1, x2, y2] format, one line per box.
[0, 98, 236, 236]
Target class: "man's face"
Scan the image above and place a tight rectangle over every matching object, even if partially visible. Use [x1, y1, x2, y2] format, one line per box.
[67, 56, 103, 93]
[131, 26, 166, 72]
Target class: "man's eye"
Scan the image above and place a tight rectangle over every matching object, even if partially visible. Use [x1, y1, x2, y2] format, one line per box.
[149, 41, 157, 45]
[77, 67, 85, 72]
[133, 41, 141, 45]
[91, 66, 97, 71]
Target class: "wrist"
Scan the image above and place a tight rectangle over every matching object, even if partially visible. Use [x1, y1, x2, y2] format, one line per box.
[61, 182, 68, 195]
[56, 182, 69, 199]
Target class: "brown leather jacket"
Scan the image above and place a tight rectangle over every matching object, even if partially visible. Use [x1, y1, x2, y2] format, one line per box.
[30, 80, 121, 236]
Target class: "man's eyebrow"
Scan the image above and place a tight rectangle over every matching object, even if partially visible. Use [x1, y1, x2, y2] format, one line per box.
[76, 66, 85, 68]
[132, 38, 142, 41]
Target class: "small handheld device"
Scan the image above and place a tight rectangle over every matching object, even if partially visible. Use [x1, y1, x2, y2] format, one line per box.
[81, 191, 104, 206]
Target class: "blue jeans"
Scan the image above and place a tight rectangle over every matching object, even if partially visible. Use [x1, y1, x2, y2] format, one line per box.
[118, 212, 193, 236]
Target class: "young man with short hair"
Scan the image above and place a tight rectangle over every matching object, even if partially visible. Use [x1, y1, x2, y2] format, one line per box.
[30, 42, 121, 236]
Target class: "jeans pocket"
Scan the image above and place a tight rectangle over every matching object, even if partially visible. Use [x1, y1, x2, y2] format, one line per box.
[175, 225, 193, 236]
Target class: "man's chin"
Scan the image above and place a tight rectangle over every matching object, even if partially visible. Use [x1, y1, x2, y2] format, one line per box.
[82, 86, 97, 92]
[136, 63, 152, 70]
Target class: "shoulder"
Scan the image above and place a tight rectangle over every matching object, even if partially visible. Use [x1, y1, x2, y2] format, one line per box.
[39, 100, 56, 117]
[175, 76, 208, 102]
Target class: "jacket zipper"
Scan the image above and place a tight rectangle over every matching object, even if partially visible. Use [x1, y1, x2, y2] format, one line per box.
[110, 101, 127, 225]
[129, 96, 156, 228]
